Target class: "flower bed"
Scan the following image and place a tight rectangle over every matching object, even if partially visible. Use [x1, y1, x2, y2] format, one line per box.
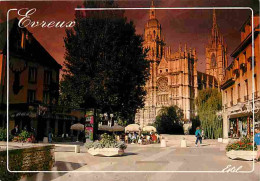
[85, 133, 127, 156]
[226, 137, 256, 152]
[226, 137, 257, 161]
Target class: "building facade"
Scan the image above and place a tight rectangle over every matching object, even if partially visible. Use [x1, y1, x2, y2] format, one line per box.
[221, 14, 260, 139]
[135, 2, 221, 127]
[0, 19, 83, 140]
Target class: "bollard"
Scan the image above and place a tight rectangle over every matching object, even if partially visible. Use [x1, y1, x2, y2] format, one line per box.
[181, 138, 187, 147]
[161, 139, 167, 147]
[43, 137, 48, 143]
[75, 145, 80, 153]
[218, 138, 223, 143]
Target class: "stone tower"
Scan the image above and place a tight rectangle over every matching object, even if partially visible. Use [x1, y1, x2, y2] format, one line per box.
[205, 9, 228, 87]
[143, 0, 164, 59]
[135, 0, 165, 126]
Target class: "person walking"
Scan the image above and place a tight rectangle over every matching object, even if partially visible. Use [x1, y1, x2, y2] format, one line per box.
[48, 128, 52, 143]
[254, 127, 260, 161]
[195, 127, 202, 146]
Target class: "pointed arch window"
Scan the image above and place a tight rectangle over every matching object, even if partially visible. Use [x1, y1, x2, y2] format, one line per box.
[211, 53, 217, 68]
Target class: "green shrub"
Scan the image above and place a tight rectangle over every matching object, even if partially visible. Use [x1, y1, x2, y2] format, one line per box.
[0, 128, 7, 141]
[18, 130, 31, 142]
[226, 137, 257, 152]
[0, 128, 13, 141]
[85, 133, 127, 150]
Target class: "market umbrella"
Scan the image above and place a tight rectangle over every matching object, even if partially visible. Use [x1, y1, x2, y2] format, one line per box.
[142, 126, 157, 132]
[111, 125, 125, 132]
[98, 125, 112, 131]
[125, 124, 141, 132]
[70, 123, 84, 131]
[70, 123, 84, 142]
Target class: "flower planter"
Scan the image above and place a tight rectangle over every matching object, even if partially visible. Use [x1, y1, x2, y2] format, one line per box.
[226, 150, 257, 161]
[88, 148, 124, 157]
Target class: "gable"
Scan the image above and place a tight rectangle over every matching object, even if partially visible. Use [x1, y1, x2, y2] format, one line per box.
[158, 57, 168, 69]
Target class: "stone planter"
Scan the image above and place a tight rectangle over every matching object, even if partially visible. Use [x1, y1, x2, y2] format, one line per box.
[88, 148, 124, 157]
[226, 150, 257, 161]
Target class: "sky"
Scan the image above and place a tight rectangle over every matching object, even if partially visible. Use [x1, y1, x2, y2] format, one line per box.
[0, 0, 258, 72]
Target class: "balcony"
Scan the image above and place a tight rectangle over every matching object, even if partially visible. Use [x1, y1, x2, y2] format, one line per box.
[230, 101, 233, 107]
[244, 95, 249, 101]
[237, 98, 241, 103]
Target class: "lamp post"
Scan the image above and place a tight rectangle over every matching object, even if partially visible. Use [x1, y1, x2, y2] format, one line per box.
[109, 114, 114, 127]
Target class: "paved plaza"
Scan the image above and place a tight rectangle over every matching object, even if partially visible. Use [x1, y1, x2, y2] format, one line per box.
[18, 135, 260, 181]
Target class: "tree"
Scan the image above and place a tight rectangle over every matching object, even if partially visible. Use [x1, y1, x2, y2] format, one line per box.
[154, 106, 184, 134]
[195, 88, 222, 139]
[60, 1, 150, 124]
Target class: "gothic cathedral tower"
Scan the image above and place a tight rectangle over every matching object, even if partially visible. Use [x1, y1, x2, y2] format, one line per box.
[205, 10, 228, 87]
[135, 0, 165, 126]
[143, 0, 164, 60]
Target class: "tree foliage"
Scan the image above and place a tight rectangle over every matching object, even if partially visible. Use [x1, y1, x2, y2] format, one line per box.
[195, 88, 222, 139]
[154, 106, 184, 134]
[60, 1, 150, 123]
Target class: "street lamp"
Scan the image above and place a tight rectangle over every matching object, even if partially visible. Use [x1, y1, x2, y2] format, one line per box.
[108, 114, 113, 127]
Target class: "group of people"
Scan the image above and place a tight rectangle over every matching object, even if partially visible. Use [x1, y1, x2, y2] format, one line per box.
[10, 125, 37, 143]
[124, 131, 160, 144]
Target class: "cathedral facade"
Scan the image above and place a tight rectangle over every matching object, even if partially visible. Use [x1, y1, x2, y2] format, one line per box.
[135, 2, 227, 127]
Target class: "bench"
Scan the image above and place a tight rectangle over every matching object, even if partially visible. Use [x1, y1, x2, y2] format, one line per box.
[54, 144, 80, 153]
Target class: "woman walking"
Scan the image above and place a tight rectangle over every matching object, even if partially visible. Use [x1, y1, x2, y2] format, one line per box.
[195, 127, 202, 147]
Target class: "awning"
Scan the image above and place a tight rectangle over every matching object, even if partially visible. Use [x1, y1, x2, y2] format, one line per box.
[10, 112, 30, 118]
[42, 113, 77, 121]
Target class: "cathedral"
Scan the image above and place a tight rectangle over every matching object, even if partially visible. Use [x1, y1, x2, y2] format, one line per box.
[135, 1, 228, 127]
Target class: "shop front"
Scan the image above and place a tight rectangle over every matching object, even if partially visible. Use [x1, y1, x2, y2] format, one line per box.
[229, 116, 253, 138]
[225, 102, 256, 139]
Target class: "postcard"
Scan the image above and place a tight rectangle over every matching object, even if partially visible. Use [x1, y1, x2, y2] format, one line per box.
[0, 0, 259, 180]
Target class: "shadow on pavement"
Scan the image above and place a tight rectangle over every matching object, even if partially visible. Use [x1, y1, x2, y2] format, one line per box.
[54, 161, 87, 171]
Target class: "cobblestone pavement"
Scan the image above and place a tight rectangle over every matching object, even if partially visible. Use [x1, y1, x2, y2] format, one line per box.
[21, 136, 260, 181]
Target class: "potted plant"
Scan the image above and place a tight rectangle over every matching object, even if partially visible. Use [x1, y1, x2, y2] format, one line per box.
[226, 137, 257, 161]
[85, 133, 127, 157]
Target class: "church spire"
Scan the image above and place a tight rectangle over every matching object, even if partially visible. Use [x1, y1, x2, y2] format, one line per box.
[211, 9, 220, 46]
[149, 0, 156, 19]
[213, 9, 216, 28]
